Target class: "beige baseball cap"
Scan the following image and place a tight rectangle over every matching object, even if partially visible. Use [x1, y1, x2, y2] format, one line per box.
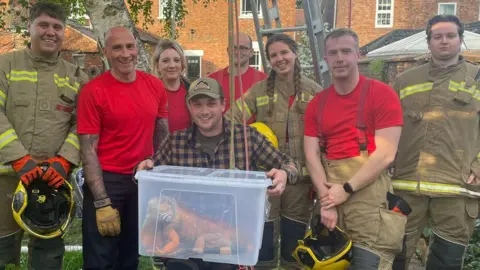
[186, 77, 224, 102]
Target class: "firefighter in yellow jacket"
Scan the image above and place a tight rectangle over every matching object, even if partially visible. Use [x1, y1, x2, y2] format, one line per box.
[0, 3, 87, 269]
[391, 15, 480, 270]
[227, 33, 322, 269]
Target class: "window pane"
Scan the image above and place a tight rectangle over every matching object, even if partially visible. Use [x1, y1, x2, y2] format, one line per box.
[187, 56, 201, 81]
[242, 0, 261, 14]
[439, 4, 455, 15]
[249, 51, 260, 70]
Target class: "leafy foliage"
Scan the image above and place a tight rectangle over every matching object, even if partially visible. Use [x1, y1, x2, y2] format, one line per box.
[368, 59, 388, 83]
[0, 0, 218, 41]
[464, 220, 480, 270]
[297, 31, 315, 81]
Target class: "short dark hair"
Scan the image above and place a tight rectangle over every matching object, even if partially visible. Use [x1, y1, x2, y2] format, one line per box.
[29, 2, 67, 24]
[426, 15, 464, 41]
[324, 28, 359, 49]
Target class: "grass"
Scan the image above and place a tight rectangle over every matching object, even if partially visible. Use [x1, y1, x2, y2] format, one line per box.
[19, 218, 158, 270]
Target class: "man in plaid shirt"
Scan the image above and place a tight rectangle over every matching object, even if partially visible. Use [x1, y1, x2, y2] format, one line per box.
[136, 77, 299, 270]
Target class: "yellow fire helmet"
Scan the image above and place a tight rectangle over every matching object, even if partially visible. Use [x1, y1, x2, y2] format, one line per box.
[292, 214, 353, 270]
[249, 122, 279, 149]
[11, 177, 75, 239]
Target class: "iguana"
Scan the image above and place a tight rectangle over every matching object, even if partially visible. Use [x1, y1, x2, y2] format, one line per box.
[140, 195, 253, 257]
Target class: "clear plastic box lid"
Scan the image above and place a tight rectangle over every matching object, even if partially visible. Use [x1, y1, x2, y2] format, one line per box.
[135, 165, 273, 188]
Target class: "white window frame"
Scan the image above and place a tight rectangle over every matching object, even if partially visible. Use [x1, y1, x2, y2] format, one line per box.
[239, 0, 263, 19]
[185, 50, 204, 80]
[438, 3, 457, 15]
[375, 0, 394, 28]
[158, 0, 167, 20]
[249, 42, 262, 71]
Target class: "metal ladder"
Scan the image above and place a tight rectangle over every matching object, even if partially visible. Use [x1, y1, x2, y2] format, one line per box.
[250, 0, 331, 87]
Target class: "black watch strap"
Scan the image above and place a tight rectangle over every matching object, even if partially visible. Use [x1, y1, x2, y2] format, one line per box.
[343, 182, 354, 194]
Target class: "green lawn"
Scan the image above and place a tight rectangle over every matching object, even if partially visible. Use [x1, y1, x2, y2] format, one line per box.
[19, 218, 158, 270]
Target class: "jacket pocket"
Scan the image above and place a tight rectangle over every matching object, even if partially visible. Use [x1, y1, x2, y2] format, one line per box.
[405, 109, 424, 123]
[449, 78, 476, 112]
[375, 208, 407, 254]
[55, 88, 76, 115]
[465, 197, 479, 219]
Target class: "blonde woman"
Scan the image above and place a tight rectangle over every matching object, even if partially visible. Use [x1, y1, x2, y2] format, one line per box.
[152, 39, 191, 133]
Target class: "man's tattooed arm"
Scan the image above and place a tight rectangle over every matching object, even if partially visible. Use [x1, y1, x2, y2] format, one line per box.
[153, 117, 169, 153]
[79, 134, 108, 201]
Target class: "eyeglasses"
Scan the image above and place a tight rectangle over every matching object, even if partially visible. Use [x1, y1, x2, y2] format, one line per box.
[230, 45, 252, 52]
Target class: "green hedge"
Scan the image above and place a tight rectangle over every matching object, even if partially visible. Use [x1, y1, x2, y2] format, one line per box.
[464, 220, 480, 270]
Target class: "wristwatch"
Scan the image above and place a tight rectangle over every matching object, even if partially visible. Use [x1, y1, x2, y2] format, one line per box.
[94, 197, 112, 209]
[343, 182, 354, 194]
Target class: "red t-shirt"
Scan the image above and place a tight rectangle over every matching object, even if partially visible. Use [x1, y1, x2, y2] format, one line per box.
[77, 70, 168, 174]
[208, 66, 268, 112]
[165, 83, 191, 133]
[304, 75, 403, 160]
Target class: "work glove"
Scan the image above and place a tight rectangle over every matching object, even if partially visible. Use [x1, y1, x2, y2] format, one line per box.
[42, 156, 71, 189]
[96, 204, 121, 237]
[12, 155, 43, 186]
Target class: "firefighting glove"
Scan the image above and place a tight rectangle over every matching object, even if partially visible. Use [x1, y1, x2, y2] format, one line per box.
[42, 156, 71, 189]
[95, 201, 121, 237]
[12, 155, 43, 186]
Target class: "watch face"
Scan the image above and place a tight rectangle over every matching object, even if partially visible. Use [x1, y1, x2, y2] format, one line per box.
[344, 183, 353, 194]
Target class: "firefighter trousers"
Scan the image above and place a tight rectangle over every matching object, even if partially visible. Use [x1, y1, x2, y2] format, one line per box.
[0, 175, 65, 270]
[82, 171, 139, 270]
[256, 182, 313, 269]
[391, 192, 479, 270]
[321, 152, 407, 270]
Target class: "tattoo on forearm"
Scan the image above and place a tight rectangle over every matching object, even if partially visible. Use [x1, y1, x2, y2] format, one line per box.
[79, 134, 108, 201]
[153, 118, 169, 152]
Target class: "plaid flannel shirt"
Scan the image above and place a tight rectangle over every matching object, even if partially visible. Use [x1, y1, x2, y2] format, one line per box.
[153, 118, 299, 184]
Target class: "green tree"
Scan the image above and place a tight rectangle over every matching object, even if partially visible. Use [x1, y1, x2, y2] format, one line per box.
[0, 0, 217, 72]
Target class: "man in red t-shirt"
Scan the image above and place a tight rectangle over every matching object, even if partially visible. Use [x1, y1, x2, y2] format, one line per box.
[303, 28, 405, 269]
[208, 32, 267, 114]
[76, 26, 169, 270]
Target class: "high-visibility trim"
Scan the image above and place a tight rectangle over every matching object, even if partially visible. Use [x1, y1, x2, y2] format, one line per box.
[54, 74, 79, 93]
[255, 94, 278, 107]
[392, 180, 480, 197]
[0, 164, 14, 175]
[399, 83, 433, 99]
[65, 133, 80, 150]
[0, 129, 18, 150]
[477, 152, 480, 158]
[449, 80, 476, 94]
[295, 93, 312, 102]
[448, 80, 480, 101]
[0, 90, 5, 109]
[392, 180, 418, 191]
[301, 166, 309, 176]
[7, 70, 38, 82]
[235, 99, 252, 119]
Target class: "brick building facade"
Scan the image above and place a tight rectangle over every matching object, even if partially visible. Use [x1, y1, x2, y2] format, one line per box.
[335, 0, 480, 46]
[143, 0, 296, 79]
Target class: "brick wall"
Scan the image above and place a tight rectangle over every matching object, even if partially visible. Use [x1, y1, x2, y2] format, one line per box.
[142, 0, 296, 77]
[358, 54, 480, 85]
[336, 0, 480, 47]
[61, 51, 104, 80]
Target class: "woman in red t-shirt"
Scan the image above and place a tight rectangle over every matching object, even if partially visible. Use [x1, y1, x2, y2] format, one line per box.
[151, 39, 192, 133]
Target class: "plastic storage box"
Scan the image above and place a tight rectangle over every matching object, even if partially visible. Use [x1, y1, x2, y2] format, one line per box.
[136, 165, 273, 266]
